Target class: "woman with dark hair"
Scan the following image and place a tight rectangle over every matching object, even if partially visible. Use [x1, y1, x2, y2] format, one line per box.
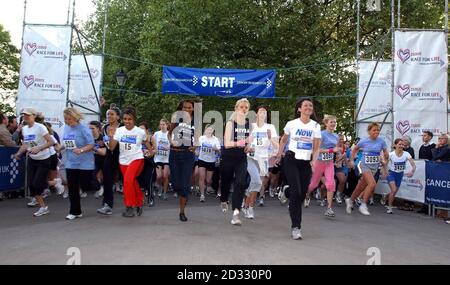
[152, 119, 170, 200]
[220, 98, 252, 226]
[275, 98, 321, 240]
[197, 125, 221, 202]
[168, 99, 199, 222]
[107, 107, 151, 217]
[97, 106, 122, 215]
[89, 121, 106, 199]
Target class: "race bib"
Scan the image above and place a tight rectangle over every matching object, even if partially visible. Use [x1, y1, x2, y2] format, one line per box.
[256, 132, 267, 146]
[120, 136, 137, 151]
[201, 144, 213, 154]
[157, 145, 169, 157]
[364, 152, 380, 164]
[393, 162, 406, 172]
[24, 134, 38, 148]
[320, 152, 334, 161]
[297, 141, 312, 150]
[63, 134, 77, 150]
[103, 135, 110, 149]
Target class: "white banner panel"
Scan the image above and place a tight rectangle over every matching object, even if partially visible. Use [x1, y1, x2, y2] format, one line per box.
[357, 60, 392, 122]
[357, 122, 393, 150]
[80, 113, 101, 126]
[18, 25, 72, 101]
[68, 55, 103, 114]
[393, 110, 447, 153]
[375, 160, 426, 203]
[16, 99, 66, 137]
[394, 30, 448, 112]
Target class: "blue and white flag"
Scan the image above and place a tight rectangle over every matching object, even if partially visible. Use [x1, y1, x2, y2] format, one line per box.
[162, 66, 276, 98]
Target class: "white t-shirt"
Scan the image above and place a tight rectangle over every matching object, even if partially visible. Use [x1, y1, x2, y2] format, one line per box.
[22, 122, 51, 160]
[284, 118, 321, 161]
[198, 135, 221, 163]
[113, 126, 147, 165]
[388, 151, 412, 173]
[250, 123, 278, 159]
[153, 131, 170, 163]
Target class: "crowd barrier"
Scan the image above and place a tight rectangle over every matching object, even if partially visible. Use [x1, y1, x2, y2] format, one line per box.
[0, 147, 26, 192]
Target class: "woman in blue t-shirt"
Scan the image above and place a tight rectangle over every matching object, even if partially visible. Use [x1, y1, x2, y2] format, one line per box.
[346, 123, 388, 216]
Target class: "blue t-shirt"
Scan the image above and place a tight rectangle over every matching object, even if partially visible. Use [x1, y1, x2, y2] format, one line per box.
[357, 137, 387, 165]
[63, 124, 95, 170]
[318, 131, 339, 161]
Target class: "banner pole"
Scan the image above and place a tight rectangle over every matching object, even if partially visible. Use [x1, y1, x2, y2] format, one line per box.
[65, 0, 76, 108]
[20, 0, 27, 52]
[355, 0, 361, 136]
[99, 0, 109, 122]
[66, 0, 71, 25]
[391, 0, 395, 145]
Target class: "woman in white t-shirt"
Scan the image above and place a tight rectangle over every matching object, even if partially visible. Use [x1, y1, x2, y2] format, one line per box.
[386, 138, 416, 214]
[14, 108, 54, 217]
[243, 106, 278, 219]
[197, 125, 221, 202]
[107, 107, 151, 218]
[151, 119, 171, 200]
[275, 98, 321, 240]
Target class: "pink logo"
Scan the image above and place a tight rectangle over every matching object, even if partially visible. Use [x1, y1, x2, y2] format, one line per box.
[395, 84, 410, 99]
[396, 120, 411, 136]
[397, 49, 411, 63]
[24, 43, 37, 56]
[88, 94, 96, 106]
[89, 68, 99, 79]
[22, 75, 35, 89]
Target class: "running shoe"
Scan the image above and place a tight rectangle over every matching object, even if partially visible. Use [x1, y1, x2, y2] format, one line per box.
[95, 186, 104, 199]
[242, 207, 249, 218]
[27, 198, 39, 208]
[122, 207, 135, 218]
[386, 207, 393, 214]
[380, 194, 387, 206]
[231, 210, 242, 226]
[335, 192, 343, 204]
[304, 197, 311, 208]
[42, 189, 51, 198]
[97, 204, 112, 215]
[291, 227, 302, 240]
[221, 202, 229, 213]
[319, 199, 327, 207]
[247, 207, 255, 219]
[345, 198, 353, 214]
[259, 196, 265, 207]
[33, 206, 49, 217]
[65, 214, 83, 220]
[356, 197, 362, 207]
[269, 187, 275, 198]
[359, 204, 371, 216]
[200, 194, 205, 202]
[136, 206, 143, 216]
[369, 197, 375, 206]
[80, 191, 88, 198]
[324, 208, 335, 218]
[63, 190, 69, 199]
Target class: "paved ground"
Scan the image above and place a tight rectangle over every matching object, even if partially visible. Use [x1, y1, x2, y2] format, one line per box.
[0, 192, 449, 265]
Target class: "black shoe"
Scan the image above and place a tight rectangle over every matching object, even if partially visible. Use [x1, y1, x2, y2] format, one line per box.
[122, 207, 135, 218]
[179, 213, 188, 222]
[136, 206, 143, 216]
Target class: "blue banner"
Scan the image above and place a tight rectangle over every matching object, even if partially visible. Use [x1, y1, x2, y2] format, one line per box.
[425, 161, 450, 208]
[0, 147, 25, 192]
[162, 66, 276, 98]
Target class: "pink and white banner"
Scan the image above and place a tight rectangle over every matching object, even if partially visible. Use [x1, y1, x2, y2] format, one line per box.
[394, 30, 448, 151]
[17, 25, 72, 101]
[357, 60, 392, 122]
[68, 55, 103, 116]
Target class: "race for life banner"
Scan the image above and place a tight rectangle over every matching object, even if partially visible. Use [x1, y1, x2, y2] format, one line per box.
[394, 30, 448, 112]
[425, 161, 450, 208]
[68, 55, 103, 114]
[18, 25, 72, 101]
[393, 110, 447, 154]
[357, 60, 392, 122]
[16, 99, 66, 137]
[162, 66, 276, 98]
[0, 147, 25, 192]
[375, 159, 425, 203]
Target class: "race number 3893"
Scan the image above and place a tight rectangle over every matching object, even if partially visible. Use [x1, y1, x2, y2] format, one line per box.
[221, 269, 271, 280]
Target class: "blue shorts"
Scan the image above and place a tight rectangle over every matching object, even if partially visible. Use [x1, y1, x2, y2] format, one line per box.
[387, 170, 403, 188]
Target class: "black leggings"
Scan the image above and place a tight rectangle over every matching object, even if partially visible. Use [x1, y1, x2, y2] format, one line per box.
[220, 149, 248, 211]
[27, 157, 50, 196]
[102, 151, 120, 208]
[66, 169, 95, 215]
[283, 151, 312, 229]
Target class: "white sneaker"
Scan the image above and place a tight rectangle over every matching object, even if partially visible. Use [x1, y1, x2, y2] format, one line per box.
[42, 189, 51, 199]
[80, 191, 88, 198]
[291, 227, 303, 240]
[259, 196, 265, 207]
[173, 192, 178, 198]
[65, 214, 83, 220]
[324, 208, 335, 218]
[269, 187, 275, 198]
[247, 207, 255, 219]
[27, 198, 39, 207]
[359, 204, 371, 216]
[386, 207, 393, 214]
[345, 198, 353, 214]
[335, 192, 343, 204]
[200, 194, 205, 202]
[54, 178, 65, 195]
[95, 186, 104, 198]
[33, 206, 49, 217]
[380, 194, 387, 206]
[304, 197, 311, 208]
[319, 199, 326, 207]
[63, 190, 69, 199]
[242, 207, 249, 218]
[231, 210, 242, 226]
[369, 197, 375, 206]
[221, 202, 229, 213]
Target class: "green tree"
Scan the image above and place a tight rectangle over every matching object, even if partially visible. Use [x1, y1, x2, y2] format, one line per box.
[0, 24, 19, 114]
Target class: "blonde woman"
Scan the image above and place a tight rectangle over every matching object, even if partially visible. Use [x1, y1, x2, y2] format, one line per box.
[220, 98, 253, 226]
[62, 107, 95, 220]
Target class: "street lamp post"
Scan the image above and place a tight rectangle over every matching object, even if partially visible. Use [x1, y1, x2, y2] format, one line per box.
[115, 69, 127, 109]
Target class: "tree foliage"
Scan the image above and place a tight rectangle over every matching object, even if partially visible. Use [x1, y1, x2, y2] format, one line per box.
[0, 24, 19, 114]
[81, 0, 447, 136]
